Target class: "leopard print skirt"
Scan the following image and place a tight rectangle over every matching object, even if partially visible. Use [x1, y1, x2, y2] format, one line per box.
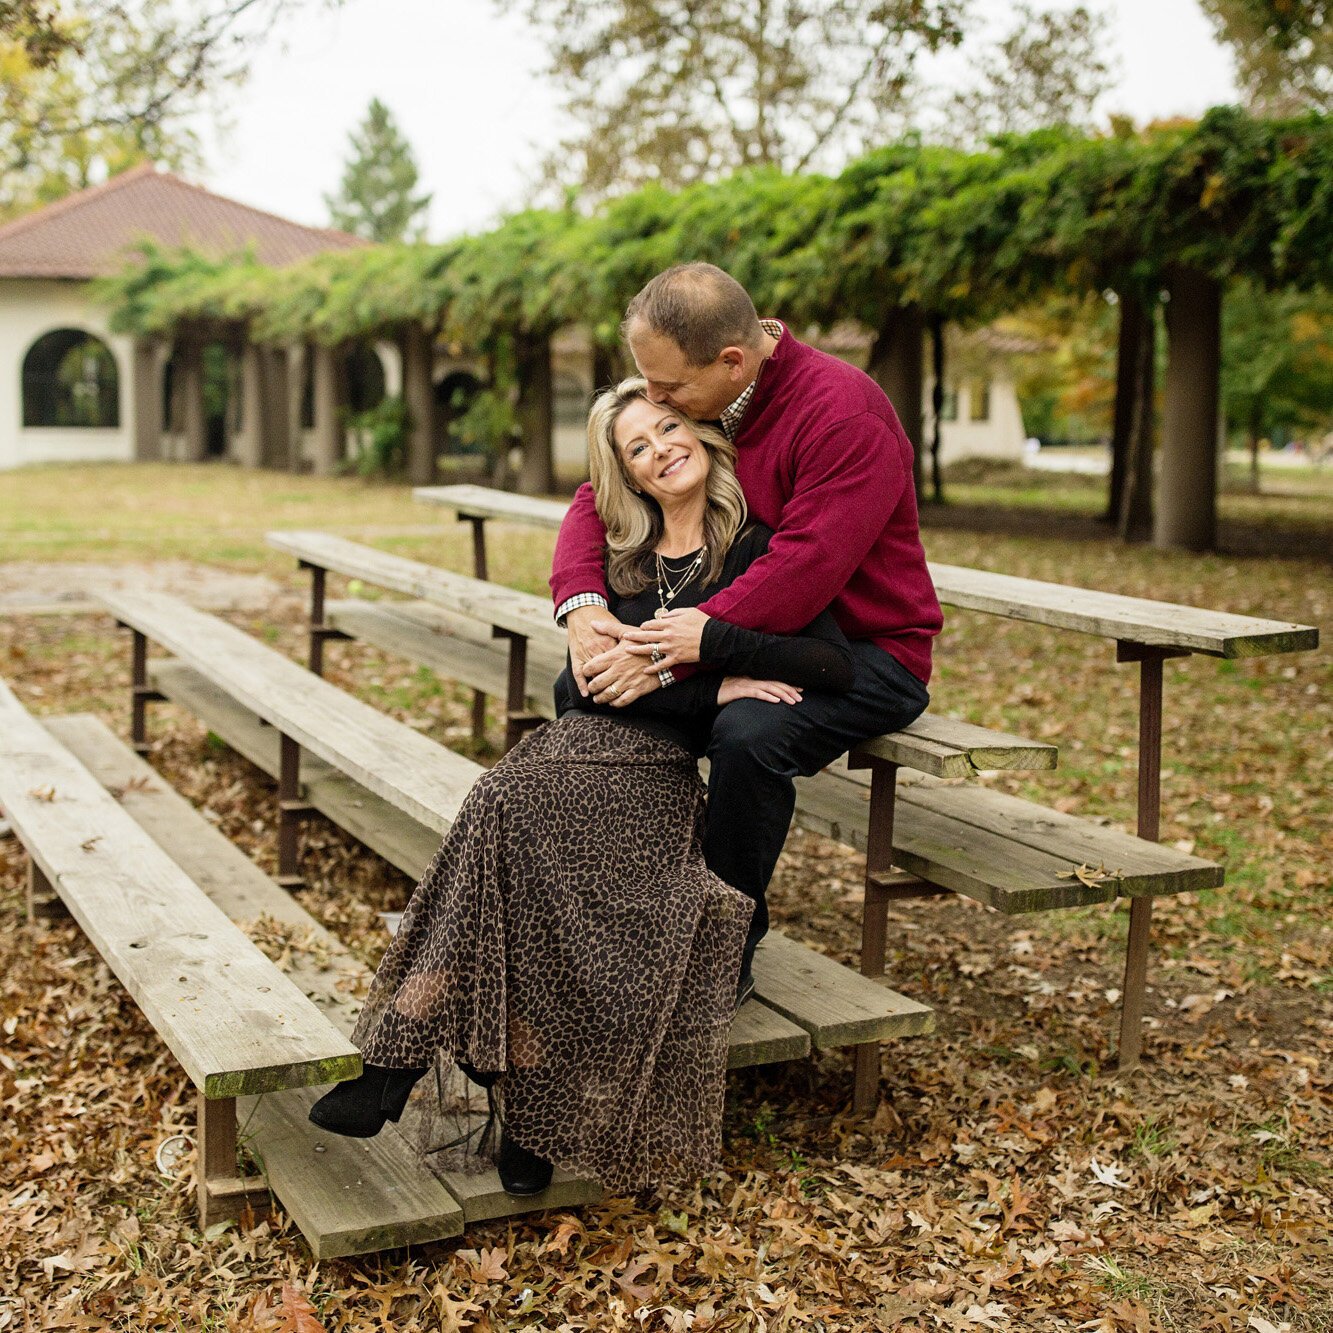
[352, 714, 753, 1193]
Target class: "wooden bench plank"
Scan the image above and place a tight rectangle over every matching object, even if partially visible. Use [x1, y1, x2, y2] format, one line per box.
[0, 684, 360, 1099]
[98, 588, 482, 836]
[926, 562, 1318, 658]
[753, 931, 934, 1047]
[413, 484, 568, 529]
[326, 600, 561, 717]
[851, 716, 1056, 778]
[268, 531, 559, 646]
[150, 660, 447, 879]
[899, 784, 1224, 899]
[43, 714, 592, 1252]
[411, 486, 1317, 658]
[146, 663, 816, 1072]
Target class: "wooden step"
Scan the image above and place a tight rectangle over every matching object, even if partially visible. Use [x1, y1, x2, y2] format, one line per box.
[896, 784, 1223, 911]
[44, 713, 596, 1256]
[0, 684, 360, 1101]
[753, 931, 934, 1047]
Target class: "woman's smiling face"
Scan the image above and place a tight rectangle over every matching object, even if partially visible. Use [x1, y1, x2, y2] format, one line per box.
[613, 396, 711, 505]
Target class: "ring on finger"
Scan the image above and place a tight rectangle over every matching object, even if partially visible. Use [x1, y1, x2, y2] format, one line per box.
[607, 683, 620, 697]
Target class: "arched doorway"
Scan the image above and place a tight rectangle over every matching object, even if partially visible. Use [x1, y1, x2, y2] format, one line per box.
[22, 328, 120, 428]
[434, 370, 483, 456]
[344, 343, 386, 414]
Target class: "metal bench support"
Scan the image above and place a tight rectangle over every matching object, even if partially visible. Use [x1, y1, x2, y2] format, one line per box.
[128, 627, 165, 754]
[854, 761, 899, 1113]
[301, 562, 351, 677]
[277, 732, 315, 889]
[1115, 642, 1186, 1069]
[462, 513, 492, 745]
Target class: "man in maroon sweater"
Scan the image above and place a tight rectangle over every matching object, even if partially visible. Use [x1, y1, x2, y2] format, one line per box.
[552, 263, 942, 997]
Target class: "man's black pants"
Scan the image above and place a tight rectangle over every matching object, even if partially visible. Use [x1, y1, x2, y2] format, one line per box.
[701, 641, 929, 976]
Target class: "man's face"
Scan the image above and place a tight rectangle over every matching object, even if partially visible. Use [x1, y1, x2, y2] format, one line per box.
[627, 321, 748, 421]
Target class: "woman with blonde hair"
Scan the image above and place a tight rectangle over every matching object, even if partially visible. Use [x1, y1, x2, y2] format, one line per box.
[310, 378, 853, 1196]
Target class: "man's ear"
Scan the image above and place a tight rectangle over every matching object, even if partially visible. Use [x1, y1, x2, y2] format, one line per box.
[718, 345, 748, 377]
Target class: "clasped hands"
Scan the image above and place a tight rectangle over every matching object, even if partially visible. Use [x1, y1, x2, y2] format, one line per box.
[571, 606, 709, 707]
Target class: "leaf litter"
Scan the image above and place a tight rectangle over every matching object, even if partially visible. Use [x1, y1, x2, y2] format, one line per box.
[0, 521, 1330, 1330]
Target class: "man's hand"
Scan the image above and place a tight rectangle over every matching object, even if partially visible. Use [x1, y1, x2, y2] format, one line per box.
[566, 606, 627, 696]
[584, 641, 664, 707]
[621, 607, 708, 675]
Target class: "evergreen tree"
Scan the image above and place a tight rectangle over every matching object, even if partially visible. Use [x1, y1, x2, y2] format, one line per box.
[325, 98, 432, 242]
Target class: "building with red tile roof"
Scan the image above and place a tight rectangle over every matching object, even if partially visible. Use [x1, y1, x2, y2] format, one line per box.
[0, 165, 374, 472]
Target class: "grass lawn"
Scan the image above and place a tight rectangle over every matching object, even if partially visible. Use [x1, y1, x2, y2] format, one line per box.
[0, 461, 1329, 1331]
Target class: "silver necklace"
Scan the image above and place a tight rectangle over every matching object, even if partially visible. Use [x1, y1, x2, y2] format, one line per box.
[654, 546, 707, 618]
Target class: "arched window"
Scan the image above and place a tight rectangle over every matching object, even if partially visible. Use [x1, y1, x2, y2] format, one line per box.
[345, 343, 386, 414]
[22, 329, 120, 428]
[434, 370, 483, 454]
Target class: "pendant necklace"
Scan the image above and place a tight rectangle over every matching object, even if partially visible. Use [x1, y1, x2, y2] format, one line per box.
[655, 546, 707, 618]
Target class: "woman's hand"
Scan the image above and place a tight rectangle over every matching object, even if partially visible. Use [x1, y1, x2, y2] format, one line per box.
[622, 607, 709, 675]
[565, 606, 628, 696]
[717, 677, 804, 706]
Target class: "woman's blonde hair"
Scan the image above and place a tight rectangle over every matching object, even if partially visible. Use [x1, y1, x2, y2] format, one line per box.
[586, 377, 747, 597]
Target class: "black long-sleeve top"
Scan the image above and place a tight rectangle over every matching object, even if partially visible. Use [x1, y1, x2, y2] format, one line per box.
[554, 523, 855, 752]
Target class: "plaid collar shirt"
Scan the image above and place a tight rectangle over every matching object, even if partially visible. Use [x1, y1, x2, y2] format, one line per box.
[718, 320, 784, 441]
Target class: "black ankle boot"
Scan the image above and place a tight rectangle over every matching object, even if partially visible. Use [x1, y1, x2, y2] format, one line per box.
[308, 1063, 426, 1138]
[457, 1058, 501, 1090]
[497, 1130, 553, 1195]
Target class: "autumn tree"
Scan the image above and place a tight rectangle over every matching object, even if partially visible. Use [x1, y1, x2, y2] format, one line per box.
[497, 0, 967, 197]
[325, 97, 432, 242]
[943, 3, 1115, 144]
[1199, 0, 1330, 113]
[1, 0, 339, 217]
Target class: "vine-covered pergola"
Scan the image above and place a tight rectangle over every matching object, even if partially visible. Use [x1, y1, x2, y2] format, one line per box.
[99, 107, 1332, 552]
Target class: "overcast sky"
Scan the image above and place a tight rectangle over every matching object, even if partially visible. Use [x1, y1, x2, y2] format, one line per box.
[200, 0, 1240, 240]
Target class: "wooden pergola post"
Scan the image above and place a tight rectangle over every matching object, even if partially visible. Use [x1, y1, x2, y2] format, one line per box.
[237, 342, 265, 469]
[515, 333, 554, 495]
[131, 337, 164, 462]
[868, 305, 926, 497]
[1155, 269, 1222, 552]
[285, 343, 307, 472]
[311, 343, 342, 476]
[402, 323, 436, 486]
[174, 337, 207, 463]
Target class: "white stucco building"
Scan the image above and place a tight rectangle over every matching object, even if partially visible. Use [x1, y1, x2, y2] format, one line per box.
[0, 165, 369, 473]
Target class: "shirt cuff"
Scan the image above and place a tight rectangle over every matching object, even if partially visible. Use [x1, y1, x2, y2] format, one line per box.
[657, 667, 676, 688]
[555, 592, 609, 625]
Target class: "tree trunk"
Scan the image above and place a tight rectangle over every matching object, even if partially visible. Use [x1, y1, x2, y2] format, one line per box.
[1118, 296, 1156, 543]
[929, 315, 946, 505]
[236, 342, 265, 469]
[260, 346, 290, 468]
[311, 343, 342, 477]
[592, 341, 625, 394]
[1156, 269, 1222, 552]
[867, 305, 926, 498]
[177, 339, 206, 463]
[401, 323, 436, 486]
[1106, 290, 1144, 524]
[131, 337, 163, 462]
[515, 333, 555, 495]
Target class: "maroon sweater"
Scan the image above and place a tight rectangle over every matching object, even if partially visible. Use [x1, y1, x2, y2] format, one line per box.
[550, 327, 943, 684]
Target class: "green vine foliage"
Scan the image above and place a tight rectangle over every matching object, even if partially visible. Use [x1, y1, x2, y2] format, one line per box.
[98, 110, 1333, 359]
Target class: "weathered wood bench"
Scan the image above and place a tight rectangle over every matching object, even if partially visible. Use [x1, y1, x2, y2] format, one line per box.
[97, 588, 937, 1124]
[264, 531, 1220, 1108]
[41, 713, 519, 1256]
[413, 486, 1319, 1070]
[0, 680, 362, 1231]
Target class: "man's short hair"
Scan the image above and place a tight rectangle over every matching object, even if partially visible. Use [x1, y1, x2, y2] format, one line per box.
[623, 263, 765, 367]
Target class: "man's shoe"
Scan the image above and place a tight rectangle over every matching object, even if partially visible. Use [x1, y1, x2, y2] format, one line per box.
[734, 970, 756, 1012]
[497, 1130, 553, 1195]
[308, 1064, 426, 1138]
